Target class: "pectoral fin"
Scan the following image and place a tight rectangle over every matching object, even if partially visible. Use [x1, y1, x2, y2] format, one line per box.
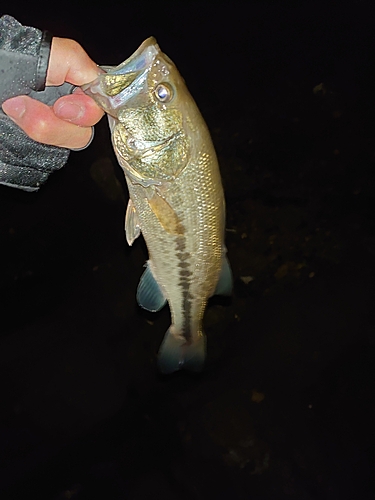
[137, 262, 167, 312]
[125, 199, 141, 246]
[147, 193, 184, 235]
[214, 256, 233, 296]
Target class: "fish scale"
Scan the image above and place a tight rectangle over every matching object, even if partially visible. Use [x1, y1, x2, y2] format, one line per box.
[82, 37, 232, 373]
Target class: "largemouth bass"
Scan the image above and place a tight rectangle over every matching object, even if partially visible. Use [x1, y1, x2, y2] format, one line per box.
[82, 38, 232, 373]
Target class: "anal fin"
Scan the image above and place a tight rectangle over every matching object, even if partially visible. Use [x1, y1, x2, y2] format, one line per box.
[136, 262, 167, 312]
[214, 255, 233, 296]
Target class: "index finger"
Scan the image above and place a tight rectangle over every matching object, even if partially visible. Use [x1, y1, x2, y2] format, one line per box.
[46, 37, 101, 87]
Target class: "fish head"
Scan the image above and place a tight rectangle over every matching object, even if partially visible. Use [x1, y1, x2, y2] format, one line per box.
[82, 37, 197, 183]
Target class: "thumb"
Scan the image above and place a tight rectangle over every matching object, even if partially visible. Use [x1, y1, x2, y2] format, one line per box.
[53, 90, 104, 126]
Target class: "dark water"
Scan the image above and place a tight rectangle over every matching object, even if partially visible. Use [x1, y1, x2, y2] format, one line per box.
[1, 2, 375, 498]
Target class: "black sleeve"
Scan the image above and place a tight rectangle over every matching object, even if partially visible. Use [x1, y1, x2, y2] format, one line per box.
[0, 15, 74, 191]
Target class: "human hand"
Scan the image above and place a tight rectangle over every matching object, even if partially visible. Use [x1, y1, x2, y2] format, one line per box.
[1, 37, 104, 150]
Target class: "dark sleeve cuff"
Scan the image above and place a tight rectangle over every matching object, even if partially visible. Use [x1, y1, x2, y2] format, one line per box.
[36, 30, 52, 91]
[0, 15, 46, 97]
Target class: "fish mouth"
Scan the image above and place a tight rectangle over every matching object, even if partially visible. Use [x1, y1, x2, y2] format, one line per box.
[81, 38, 160, 114]
[101, 37, 159, 76]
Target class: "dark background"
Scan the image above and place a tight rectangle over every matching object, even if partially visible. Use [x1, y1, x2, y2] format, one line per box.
[1, 1, 375, 498]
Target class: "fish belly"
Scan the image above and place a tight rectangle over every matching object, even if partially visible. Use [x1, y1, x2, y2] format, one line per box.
[126, 140, 224, 343]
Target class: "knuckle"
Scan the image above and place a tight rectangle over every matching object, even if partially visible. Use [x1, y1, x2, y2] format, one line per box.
[65, 38, 85, 58]
[65, 38, 81, 51]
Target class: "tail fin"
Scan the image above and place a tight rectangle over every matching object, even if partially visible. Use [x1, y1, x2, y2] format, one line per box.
[157, 328, 206, 374]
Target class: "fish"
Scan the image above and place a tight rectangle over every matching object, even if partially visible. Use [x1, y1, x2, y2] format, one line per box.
[82, 37, 232, 373]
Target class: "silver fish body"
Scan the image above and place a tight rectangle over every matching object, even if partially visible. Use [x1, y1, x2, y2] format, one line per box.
[83, 38, 232, 373]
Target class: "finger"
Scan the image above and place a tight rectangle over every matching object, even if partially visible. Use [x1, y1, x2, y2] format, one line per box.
[46, 37, 101, 87]
[53, 90, 104, 126]
[2, 95, 94, 149]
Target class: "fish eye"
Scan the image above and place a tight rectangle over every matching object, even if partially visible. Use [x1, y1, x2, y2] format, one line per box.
[155, 83, 173, 103]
